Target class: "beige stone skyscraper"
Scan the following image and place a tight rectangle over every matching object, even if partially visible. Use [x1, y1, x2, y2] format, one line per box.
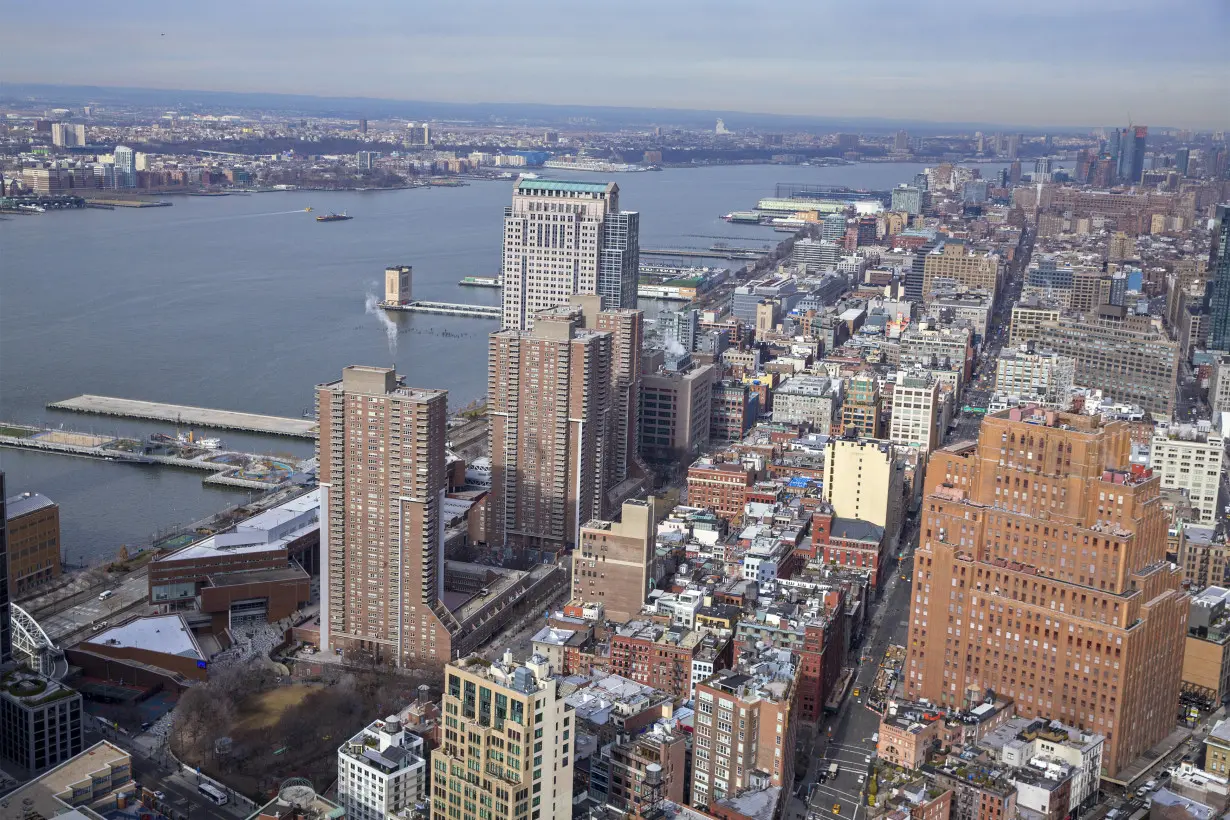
[500, 178, 639, 332]
[487, 297, 643, 563]
[905, 406, 1188, 776]
[316, 366, 455, 665]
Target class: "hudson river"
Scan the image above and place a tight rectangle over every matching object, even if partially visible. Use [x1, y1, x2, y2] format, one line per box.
[0, 161, 1005, 563]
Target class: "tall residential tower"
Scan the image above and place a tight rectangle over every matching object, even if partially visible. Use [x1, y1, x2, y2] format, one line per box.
[316, 366, 456, 665]
[500, 179, 639, 331]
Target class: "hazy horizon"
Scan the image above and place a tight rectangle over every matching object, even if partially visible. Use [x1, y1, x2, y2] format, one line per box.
[2, 0, 1228, 130]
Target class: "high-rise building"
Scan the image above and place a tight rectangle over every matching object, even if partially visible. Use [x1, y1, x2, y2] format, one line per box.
[356, 150, 379, 171]
[1149, 422, 1226, 526]
[357, 118, 368, 134]
[572, 498, 657, 621]
[889, 372, 943, 452]
[690, 663, 798, 808]
[822, 438, 904, 539]
[840, 372, 884, 438]
[639, 353, 714, 463]
[1010, 312, 1179, 418]
[904, 406, 1188, 776]
[1205, 204, 1230, 352]
[51, 122, 85, 147]
[406, 122, 430, 145]
[316, 366, 455, 665]
[433, 654, 573, 820]
[0, 472, 10, 665]
[894, 129, 910, 152]
[500, 179, 639, 332]
[891, 185, 924, 216]
[337, 714, 427, 820]
[113, 145, 135, 188]
[992, 348, 1076, 409]
[1117, 126, 1147, 184]
[488, 298, 643, 562]
[921, 240, 1002, 300]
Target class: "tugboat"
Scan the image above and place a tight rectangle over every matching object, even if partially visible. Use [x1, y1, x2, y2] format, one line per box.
[316, 211, 353, 222]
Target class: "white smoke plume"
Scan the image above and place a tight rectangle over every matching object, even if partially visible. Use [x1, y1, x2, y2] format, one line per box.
[365, 292, 398, 355]
[663, 336, 687, 357]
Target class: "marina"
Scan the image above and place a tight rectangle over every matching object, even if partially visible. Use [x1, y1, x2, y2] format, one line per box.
[0, 422, 309, 490]
[46, 394, 318, 438]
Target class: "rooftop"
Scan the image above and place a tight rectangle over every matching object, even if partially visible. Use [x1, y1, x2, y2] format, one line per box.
[5, 491, 56, 520]
[515, 178, 614, 194]
[161, 489, 319, 562]
[31, 740, 131, 795]
[85, 614, 204, 660]
[713, 786, 782, 820]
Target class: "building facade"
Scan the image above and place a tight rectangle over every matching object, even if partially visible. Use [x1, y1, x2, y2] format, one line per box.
[772, 375, 837, 431]
[889, 373, 942, 452]
[1205, 205, 1230, 353]
[4, 491, 61, 595]
[488, 299, 643, 562]
[500, 178, 638, 332]
[921, 241, 1001, 299]
[823, 438, 904, 541]
[993, 349, 1076, 409]
[690, 665, 798, 809]
[0, 668, 84, 773]
[573, 499, 657, 622]
[316, 366, 455, 665]
[338, 715, 428, 820]
[433, 654, 573, 820]
[840, 372, 884, 438]
[1150, 423, 1225, 525]
[904, 407, 1189, 776]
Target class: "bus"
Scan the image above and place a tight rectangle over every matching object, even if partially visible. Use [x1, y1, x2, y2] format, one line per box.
[198, 783, 228, 805]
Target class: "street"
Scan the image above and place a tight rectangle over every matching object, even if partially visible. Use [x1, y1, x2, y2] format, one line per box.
[785, 513, 919, 820]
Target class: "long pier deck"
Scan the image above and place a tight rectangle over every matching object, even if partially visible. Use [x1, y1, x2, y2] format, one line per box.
[381, 300, 500, 319]
[47, 395, 316, 438]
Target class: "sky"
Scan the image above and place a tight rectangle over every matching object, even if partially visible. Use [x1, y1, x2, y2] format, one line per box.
[3, 0, 1228, 129]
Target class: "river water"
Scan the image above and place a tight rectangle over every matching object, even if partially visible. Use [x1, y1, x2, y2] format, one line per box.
[0, 161, 1004, 563]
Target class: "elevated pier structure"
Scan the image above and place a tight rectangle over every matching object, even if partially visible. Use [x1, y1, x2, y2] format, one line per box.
[47, 395, 316, 438]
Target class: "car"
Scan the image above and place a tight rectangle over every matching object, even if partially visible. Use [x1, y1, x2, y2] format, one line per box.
[872, 732, 879, 743]
[833, 804, 841, 815]
[858, 775, 866, 785]
[140, 721, 153, 731]
[852, 688, 860, 697]
[152, 791, 166, 801]
[92, 621, 109, 632]
[865, 755, 873, 764]
[98, 590, 114, 601]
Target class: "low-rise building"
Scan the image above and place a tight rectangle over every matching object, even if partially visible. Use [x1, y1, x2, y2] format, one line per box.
[337, 713, 428, 820]
[609, 621, 732, 700]
[5, 491, 61, 595]
[878, 709, 945, 770]
[688, 459, 756, 525]
[2, 740, 131, 820]
[772, 375, 839, 431]
[992, 348, 1076, 410]
[1186, 587, 1230, 709]
[0, 667, 84, 773]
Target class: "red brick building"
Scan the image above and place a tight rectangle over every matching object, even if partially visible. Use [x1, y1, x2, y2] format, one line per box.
[687, 460, 755, 524]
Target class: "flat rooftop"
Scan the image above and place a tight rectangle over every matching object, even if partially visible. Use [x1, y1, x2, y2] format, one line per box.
[206, 564, 309, 588]
[33, 740, 130, 793]
[162, 489, 319, 562]
[85, 614, 203, 660]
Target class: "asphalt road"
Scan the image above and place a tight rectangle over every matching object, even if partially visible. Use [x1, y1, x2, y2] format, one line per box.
[782, 514, 919, 820]
[88, 725, 249, 820]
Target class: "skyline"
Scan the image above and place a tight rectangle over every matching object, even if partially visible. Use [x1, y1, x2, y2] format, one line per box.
[2, 0, 1227, 130]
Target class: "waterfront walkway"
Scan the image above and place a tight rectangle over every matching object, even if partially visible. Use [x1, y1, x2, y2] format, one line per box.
[48, 394, 316, 438]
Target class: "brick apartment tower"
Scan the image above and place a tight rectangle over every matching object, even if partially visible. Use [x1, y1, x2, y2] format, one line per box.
[316, 366, 456, 666]
[488, 297, 643, 563]
[500, 178, 639, 332]
[904, 406, 1187, 776]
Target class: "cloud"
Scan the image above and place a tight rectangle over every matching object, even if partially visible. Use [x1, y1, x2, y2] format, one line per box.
[2, 0, 1226, 128]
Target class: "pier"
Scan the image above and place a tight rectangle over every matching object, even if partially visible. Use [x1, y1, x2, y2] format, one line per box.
[0, 422, 309, 490]
[458, 276, 501, 288]
[641, 246, 763, 260]
[47, 395, 317, 438]
[381, 300, 501, 319]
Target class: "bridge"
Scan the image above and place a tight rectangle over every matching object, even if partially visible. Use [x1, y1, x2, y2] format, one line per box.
[11, 603, 68, 680]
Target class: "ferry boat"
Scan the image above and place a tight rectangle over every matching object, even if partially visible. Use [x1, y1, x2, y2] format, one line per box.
[458, 276, 501, 288]
[316, 212, 353, 222]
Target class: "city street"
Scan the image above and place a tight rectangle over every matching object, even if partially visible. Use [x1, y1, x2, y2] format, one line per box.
[784, 513, 919, 820]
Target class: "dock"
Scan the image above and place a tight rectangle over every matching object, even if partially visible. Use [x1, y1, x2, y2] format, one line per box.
[0, 422, 310, 490]
[84, 198, 172, 208]
[47, 395, 317, 439]
[381, 300, 500, 319]
[640, 247, 763, 260]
